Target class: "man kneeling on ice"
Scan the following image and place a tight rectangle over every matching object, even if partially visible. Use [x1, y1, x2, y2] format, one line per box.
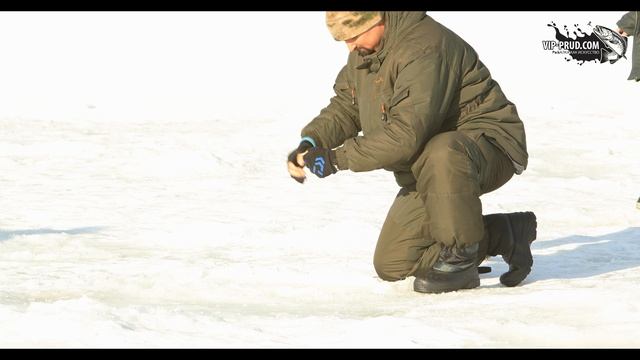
[286, 11, 537, 294]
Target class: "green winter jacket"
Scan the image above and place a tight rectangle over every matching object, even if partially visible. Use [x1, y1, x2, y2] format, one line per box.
[301, 12, 528, 187]
[617, 11, 640, 81]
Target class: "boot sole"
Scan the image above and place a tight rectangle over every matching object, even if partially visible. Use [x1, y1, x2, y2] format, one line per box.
[414, 267, 480, 294]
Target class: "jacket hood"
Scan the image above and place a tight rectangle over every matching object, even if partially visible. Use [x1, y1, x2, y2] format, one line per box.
[359, 11, 427, 73]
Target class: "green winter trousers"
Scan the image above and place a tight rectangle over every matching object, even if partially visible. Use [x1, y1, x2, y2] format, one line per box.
[373, 130, 516, 281]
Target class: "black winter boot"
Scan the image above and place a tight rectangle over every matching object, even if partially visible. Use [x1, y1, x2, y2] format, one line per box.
[414, 243, 480, 294]
[485, 212, 537, 287]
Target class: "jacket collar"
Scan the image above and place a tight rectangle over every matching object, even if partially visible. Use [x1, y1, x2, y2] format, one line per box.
[356, 11, 427, 73]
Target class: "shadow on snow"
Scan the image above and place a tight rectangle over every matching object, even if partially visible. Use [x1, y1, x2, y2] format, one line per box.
[527, 227, 640, 282]
[0, 226, 105, 242]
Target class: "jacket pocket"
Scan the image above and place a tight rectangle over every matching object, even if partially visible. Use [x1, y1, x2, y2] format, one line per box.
[389, 87, 410, 108]
[334, 81, 356, 106]
[381, 87, 411, 124]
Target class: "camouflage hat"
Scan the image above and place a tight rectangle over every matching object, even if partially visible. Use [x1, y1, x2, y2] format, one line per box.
[325, 11, 382, 41]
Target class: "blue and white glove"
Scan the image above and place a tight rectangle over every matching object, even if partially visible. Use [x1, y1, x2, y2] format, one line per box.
[303, 147, 338, 178]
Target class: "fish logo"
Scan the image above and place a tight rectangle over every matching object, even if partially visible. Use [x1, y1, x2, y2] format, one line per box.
[592, 25, 627, 64]
[544, 22, 629, 66]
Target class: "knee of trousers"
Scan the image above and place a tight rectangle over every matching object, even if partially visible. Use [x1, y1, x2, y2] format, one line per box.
[373, 255, 412, 282]
[411, 132, 482, 195]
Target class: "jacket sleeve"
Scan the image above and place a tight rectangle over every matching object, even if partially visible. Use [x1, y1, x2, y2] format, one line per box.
[617, 11, 638, 36]
[337, 49, 456, 172]
[300, 65, 361, 149]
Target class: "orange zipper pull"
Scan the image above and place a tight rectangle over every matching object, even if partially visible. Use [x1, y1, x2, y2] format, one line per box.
[381, 103, 387, 122]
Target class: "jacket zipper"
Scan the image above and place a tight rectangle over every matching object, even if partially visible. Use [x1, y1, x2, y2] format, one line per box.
[380, 103, 387, 123]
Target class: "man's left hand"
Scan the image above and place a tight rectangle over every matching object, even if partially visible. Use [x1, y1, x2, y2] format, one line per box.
[303, 147, 338, 178]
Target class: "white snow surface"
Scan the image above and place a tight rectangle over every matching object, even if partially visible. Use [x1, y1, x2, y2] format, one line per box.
[0, 12, 639, 348]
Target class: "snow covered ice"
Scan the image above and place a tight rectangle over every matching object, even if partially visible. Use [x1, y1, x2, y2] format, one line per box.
[0, 12, 639, 348]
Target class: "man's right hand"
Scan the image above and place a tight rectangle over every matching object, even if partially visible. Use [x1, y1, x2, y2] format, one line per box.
[287, 141, 313, 183]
